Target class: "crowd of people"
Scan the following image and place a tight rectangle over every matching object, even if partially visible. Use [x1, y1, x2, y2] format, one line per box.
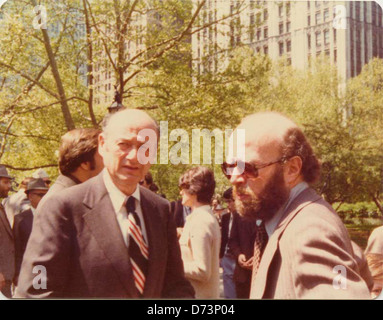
[0, 108, 382, 299]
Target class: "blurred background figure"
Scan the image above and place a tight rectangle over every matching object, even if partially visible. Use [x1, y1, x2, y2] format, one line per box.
[178, 166, 220, 298]
[228, 200, 257, 298]
[219, 187, 237, 299]
[0, 165, 14, 298]
[13, 178, 49, 284]
[32, 169, 51, 188]
[2, 177, 33, 228]
[365, 226, 383, 298]
[213, 203, 225, 226]
[171, 198, 191, 239]
[139, 171, 160, 194]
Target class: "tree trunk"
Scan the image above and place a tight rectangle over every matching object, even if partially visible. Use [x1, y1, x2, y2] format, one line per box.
[31, 0, 75, 131]
[83, 0, 98, 127]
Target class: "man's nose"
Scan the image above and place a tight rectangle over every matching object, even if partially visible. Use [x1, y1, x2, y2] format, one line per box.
[229, 167, 246, 185]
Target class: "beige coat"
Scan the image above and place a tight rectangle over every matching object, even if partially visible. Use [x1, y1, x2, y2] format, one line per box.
[250, 188, 371, 299]
[179, 205, 221, 299]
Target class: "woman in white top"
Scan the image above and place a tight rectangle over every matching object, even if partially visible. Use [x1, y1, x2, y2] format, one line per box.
[178, 166, 221, 299]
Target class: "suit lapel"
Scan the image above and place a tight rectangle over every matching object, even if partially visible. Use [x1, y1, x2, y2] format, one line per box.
[82, 175, 138, 298]
[252, 188, 322, 298]
[0, 204, 13, 239]
[140, 188, 165, 297]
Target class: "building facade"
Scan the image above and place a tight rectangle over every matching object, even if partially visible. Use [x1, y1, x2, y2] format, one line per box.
[192, 0, 383, 81]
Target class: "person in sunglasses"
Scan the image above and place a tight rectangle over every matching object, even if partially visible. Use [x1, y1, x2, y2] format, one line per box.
[222, 111, 370, 299]
[178, 166, 221, 298]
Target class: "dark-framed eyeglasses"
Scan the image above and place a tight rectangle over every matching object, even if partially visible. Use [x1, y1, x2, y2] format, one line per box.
[221, 158, 286, 180]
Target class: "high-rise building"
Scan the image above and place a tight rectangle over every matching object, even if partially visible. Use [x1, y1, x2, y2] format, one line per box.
[193, 0, 383, 81]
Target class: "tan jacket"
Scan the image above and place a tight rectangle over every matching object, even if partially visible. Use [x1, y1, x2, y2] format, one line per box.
[179, 205, 221, 299]
[250, 188, 371, 299]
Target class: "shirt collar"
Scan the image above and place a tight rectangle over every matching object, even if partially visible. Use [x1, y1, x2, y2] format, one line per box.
[265, 182, 309, 237]
[102, 168, 140, 213]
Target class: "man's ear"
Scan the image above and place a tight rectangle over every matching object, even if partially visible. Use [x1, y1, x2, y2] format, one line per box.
[98, 133, 106, 158]
[284, 156, 303, 185]
[80, 161, 91, 171]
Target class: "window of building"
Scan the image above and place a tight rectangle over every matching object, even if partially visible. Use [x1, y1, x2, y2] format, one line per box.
[286, 21, 291, 33]
[324, 29, 329, 45]
[279, 42, 284, 56]
[264, 9, 268, 21]
[307, 1, 310, 10]
[316, 31, 321, 47]
[308, 15, 311, 26]
[279, 23, 284, 35]
[264, 45, 268, 54]
[264, 27, 268, 38]
[278, 4, 283, 17]
[286, 40, 291, 52]
[308, 33, 311, 50]
[286, 2, 291, 16]
[257, 29, 261, 41]
[334, 49, 337, 63]
[333, 29, 337, 44]
[324, 8, 329, 22]
[315, 12, 321, 24]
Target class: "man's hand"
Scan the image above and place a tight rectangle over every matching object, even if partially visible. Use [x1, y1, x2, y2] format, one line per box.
[238, 254, 253, 270]
[0, 273, 5, 291]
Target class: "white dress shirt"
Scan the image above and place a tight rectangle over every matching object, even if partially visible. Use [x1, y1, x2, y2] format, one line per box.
[102, 169, 148, 247]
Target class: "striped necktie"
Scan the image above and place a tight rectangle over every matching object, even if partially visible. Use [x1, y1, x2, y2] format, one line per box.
[126, 196, 149, 296]
[252, 219, 268, 279]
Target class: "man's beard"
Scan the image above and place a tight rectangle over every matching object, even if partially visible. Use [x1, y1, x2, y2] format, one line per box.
[233, 166, 290, 222]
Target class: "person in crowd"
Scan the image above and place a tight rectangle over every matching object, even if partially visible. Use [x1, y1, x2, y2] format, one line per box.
[38, 128, 103, 208]
[13, 179, 49, 282]
[139, 172, 160, 194]
[178, 166, 221, 298]
[171, 198, 191, 239]
[365, 225, 383, 297]
[2, 177, 33, 228]
[15, 109, 194, 299]
[32, 169, 51, 187]
[222, 111, 371, 299]
[229, 211, 257, 299]
[213, 203, 225, 226]
[0, 165, 14, 298]
[219, 187, 237, 299]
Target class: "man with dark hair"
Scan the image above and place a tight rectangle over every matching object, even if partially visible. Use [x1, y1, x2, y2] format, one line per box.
[16, 109, 194, 298]
[39, 128, 104, 207]
[219, 188, 237, 298]
[222, 111, 370, 299]
[13, 179, 48, 282]
[0, 165, 14, 298]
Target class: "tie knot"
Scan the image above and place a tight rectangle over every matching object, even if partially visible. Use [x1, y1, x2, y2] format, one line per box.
[126, 196, 136, 213]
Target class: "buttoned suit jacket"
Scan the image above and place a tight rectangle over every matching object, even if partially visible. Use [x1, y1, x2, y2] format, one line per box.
[15, 173, 194, 298]
[0, 204, 15, 282]
[13, 209, 33, 279]
[250, 188, 371, 299]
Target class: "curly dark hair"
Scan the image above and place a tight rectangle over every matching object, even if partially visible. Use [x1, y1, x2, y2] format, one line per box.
[280, 127, 321, 184]
[59, 128, 101, 176]
[179, 166, 216, 204]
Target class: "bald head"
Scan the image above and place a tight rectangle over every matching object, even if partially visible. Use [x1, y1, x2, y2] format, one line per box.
[103, 109, 159, 138]
[239, 112, 298, 150]
[233, 111, 320, 184]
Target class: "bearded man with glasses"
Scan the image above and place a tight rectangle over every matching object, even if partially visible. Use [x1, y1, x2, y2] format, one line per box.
[221, 111, 371, 299]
